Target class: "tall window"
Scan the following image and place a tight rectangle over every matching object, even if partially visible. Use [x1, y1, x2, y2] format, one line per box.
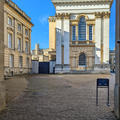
[89, 25, 93, 40]
[9, 55, 14, 67]
[26, 57, 29, 68]
[8, 33, 12, 48]
[18, 38, 21, 51]
[79, 53, 86, 66]
[25, 41, 29, 53]
[19, 56, 23, 68]
[25, 29, 29, 36]
[78, 17, 86, 41]
[18, 24, 21, 32]
[8, 17, 12, 26]
[72, 26, 76, 41]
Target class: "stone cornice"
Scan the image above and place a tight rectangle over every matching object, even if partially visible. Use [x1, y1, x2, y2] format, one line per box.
[55, 13, 70, 19]
[52, 0, 113, 4]
[52, 0, 113, 8]
[48, 16, 56, 22]
[95, 12, 110, 18]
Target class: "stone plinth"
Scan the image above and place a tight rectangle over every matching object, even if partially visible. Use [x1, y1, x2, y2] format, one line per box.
[94, 64, 110, 74]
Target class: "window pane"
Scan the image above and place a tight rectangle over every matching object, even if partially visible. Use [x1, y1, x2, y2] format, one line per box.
[25, 29, 28, 36]
[8, 33, 12, 48]
[18, 24, 21, 31]
[9, 55, 14, 67]
[8, 17, 12, 26]
[78, 17, 86, 41]
[79, 53, 86, 66]
[19, 56, 23, 67]
[18, 38, 21, 51]
[25, 41, 29, 53]
[89, 25, 92, 40]
[72, 26, 76, 41]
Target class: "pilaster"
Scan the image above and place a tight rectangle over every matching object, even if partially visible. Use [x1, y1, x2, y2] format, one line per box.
[103, 13, 110, 64]
[63, 15, 70, 72]
[95, 13, 102, 64]
[55, 15, 62, 73]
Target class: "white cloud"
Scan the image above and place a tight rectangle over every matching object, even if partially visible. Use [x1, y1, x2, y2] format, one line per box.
[39, 15, 49, 25]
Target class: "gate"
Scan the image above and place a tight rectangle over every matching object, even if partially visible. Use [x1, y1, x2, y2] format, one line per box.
[39, 62, 49, 74]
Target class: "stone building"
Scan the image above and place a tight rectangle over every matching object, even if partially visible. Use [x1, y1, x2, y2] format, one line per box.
[109, 50, 115, 72]
[32, 44, 50, 62]
[3, 0, 33, 76]
[0, 0, 6, 111]
[49, 0, 113, 73]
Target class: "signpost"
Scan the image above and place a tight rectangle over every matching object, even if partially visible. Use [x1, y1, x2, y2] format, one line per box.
[96, 78, 109, 106]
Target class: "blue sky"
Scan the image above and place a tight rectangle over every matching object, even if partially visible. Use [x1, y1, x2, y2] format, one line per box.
[12, 0, 115, 50]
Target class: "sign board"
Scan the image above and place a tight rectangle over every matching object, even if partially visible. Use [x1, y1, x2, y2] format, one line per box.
[96, 78, 110, 106]
[97, 78, 109, 87]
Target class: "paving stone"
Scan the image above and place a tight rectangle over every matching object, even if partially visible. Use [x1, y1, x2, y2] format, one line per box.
[0, 74, 117, 120]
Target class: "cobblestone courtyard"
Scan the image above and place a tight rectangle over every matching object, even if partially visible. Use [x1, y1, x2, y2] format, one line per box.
[0, 74, 116, 120]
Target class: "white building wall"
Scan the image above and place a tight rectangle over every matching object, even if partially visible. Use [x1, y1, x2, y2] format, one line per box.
[56, 19, 62, 65]
[55, 4, 110, 14]
[95, 17, 102, 64]
[63, 19, 70, 65]
[32, 61, 39, 74]
[103, 17, 110, 64]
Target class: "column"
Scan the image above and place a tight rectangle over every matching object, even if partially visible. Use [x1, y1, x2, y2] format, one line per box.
[63, 15, 70, 72]
[55, 16, 62, 73]
[103, 13, 110, 64]
[95, 14, 102, 65]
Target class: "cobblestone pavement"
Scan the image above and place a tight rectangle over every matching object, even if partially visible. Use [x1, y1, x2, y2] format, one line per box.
[0, 74, 116, 120]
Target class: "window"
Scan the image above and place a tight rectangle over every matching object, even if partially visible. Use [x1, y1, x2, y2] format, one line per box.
[18, 24, 21, 31]
[9, 55, 14, 67]
[25, 29, 29, 36]
[19, 56, 23, 68]
[8, 33, 12, 48]
[89, 25, 93, 40]
[25, 41, 29, 53]
[26, 57, 29, 68]
[78, 17, 86, 41]
[8, 17, 12, 26]
[79, 53, 86, 66]
[18, 38, 21, 51]
[72, 26, 76, 41]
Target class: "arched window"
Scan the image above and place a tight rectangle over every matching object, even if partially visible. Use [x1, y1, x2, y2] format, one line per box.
[79, 53, 86, 66]
[78, 17, 86, 41]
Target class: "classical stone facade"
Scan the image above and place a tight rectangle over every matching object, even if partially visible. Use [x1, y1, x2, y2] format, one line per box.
[49, 0, 113, 73]
[4, 0, 33, 77]
[0, 0, 6, 111]
[32, 44, 50, 62]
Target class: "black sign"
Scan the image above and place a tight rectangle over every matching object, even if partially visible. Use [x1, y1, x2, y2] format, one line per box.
[97, 78, 109, 87]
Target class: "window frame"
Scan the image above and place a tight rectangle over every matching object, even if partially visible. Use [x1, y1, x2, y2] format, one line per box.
[17, 23, 21, 32]
[79, 53, 86, 66]
[18, 38, 21, 51]
[8, 17, 12, 26]
[9, 54, 14, 68]
[8, 33, 12, 48]
[89, 25, 93, 41]
[19, 56, 23, 68]
[72, 25, 76, 41]
[78, 17, 86, 41]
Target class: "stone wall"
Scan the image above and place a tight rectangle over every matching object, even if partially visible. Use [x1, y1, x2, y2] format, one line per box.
[0, 0, 6, 111]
